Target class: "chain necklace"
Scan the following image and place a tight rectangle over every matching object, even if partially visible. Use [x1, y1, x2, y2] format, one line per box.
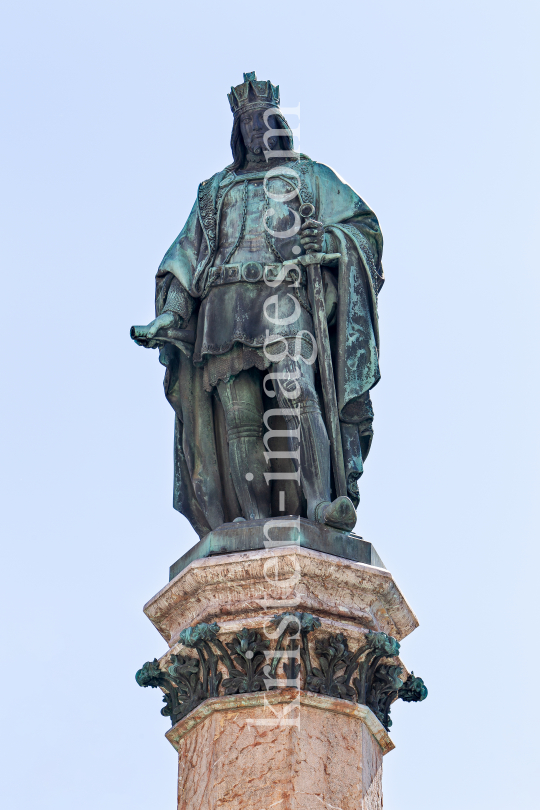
[223, 180, 249, 264]
[264, 193, 285, 262]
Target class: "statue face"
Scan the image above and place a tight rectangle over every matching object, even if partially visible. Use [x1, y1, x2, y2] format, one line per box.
[240, 109, 279, 154]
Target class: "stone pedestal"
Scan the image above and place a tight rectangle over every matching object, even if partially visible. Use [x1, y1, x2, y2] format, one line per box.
[168, 691, 390, 810]
[137, 527, 426, 810]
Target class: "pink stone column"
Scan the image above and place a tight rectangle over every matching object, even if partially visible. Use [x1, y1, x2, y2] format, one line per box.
[167, 691, 391, 810]
[141, 545, 420, 810]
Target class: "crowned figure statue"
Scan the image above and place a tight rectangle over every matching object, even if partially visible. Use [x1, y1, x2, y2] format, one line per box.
[131, 72, 384, 537]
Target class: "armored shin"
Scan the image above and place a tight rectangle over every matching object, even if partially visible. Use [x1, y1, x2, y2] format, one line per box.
[217, 371, 271, 520]
[272, 359, 331, 520]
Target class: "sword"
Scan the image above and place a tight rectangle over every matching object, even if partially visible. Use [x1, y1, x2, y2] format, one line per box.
[297, 202, 347, 497]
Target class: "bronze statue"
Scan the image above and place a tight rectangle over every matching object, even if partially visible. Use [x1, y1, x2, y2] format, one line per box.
[131, 72, 384, 538]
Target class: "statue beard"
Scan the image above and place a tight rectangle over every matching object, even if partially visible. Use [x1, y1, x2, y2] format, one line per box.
[246, 135, 279, 159]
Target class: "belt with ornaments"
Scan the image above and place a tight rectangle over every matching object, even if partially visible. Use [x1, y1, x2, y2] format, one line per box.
[205, 260, 308, 290]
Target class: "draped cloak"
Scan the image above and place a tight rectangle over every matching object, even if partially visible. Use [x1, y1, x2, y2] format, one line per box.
[151, 156, 384, 537]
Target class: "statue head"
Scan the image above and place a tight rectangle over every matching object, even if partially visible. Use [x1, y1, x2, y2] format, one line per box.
[228, 71, 295, 169]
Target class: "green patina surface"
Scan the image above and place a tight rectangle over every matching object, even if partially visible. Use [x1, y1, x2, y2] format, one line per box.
[131, 72, 385, 537]
[169, 518, 385, 581]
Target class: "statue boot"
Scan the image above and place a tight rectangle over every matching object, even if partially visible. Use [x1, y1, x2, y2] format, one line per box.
[272, 359, 357, 532]
[295, 406, 357, 532]
[314, 496, 357, 533]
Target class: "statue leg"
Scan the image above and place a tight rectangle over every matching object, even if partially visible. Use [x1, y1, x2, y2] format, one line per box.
[271, 355, 332, 521]
[217, 368, 271, 520]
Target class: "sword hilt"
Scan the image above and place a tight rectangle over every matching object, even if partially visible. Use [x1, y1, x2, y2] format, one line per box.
[298, 202, 340, 264]
[299, 202, 316, 221]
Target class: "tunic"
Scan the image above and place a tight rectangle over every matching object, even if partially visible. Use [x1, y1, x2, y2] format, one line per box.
[166, 169, 328, 388]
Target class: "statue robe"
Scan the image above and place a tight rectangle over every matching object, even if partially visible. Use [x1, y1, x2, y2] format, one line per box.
[152, 155, 384, 537]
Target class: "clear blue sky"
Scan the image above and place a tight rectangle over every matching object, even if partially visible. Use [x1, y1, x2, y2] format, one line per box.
[1, 1, 538, 808]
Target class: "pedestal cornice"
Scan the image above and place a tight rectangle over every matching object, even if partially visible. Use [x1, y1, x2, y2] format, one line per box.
[144, 544, 418, 647]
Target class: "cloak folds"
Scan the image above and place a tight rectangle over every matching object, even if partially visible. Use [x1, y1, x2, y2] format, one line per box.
[152, 156, 384, 537]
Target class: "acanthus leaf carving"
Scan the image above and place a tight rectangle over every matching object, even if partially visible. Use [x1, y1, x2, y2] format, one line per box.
[137, 618, 426, 732]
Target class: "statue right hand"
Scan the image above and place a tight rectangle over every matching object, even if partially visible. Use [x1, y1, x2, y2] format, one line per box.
[145, 311, 180, 339]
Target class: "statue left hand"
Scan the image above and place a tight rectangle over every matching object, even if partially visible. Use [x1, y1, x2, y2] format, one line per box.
[145, 311, 180, 339]
[300, 219, 325, 253]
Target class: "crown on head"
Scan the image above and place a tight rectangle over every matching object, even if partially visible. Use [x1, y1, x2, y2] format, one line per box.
[228, 71, 280, 117]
